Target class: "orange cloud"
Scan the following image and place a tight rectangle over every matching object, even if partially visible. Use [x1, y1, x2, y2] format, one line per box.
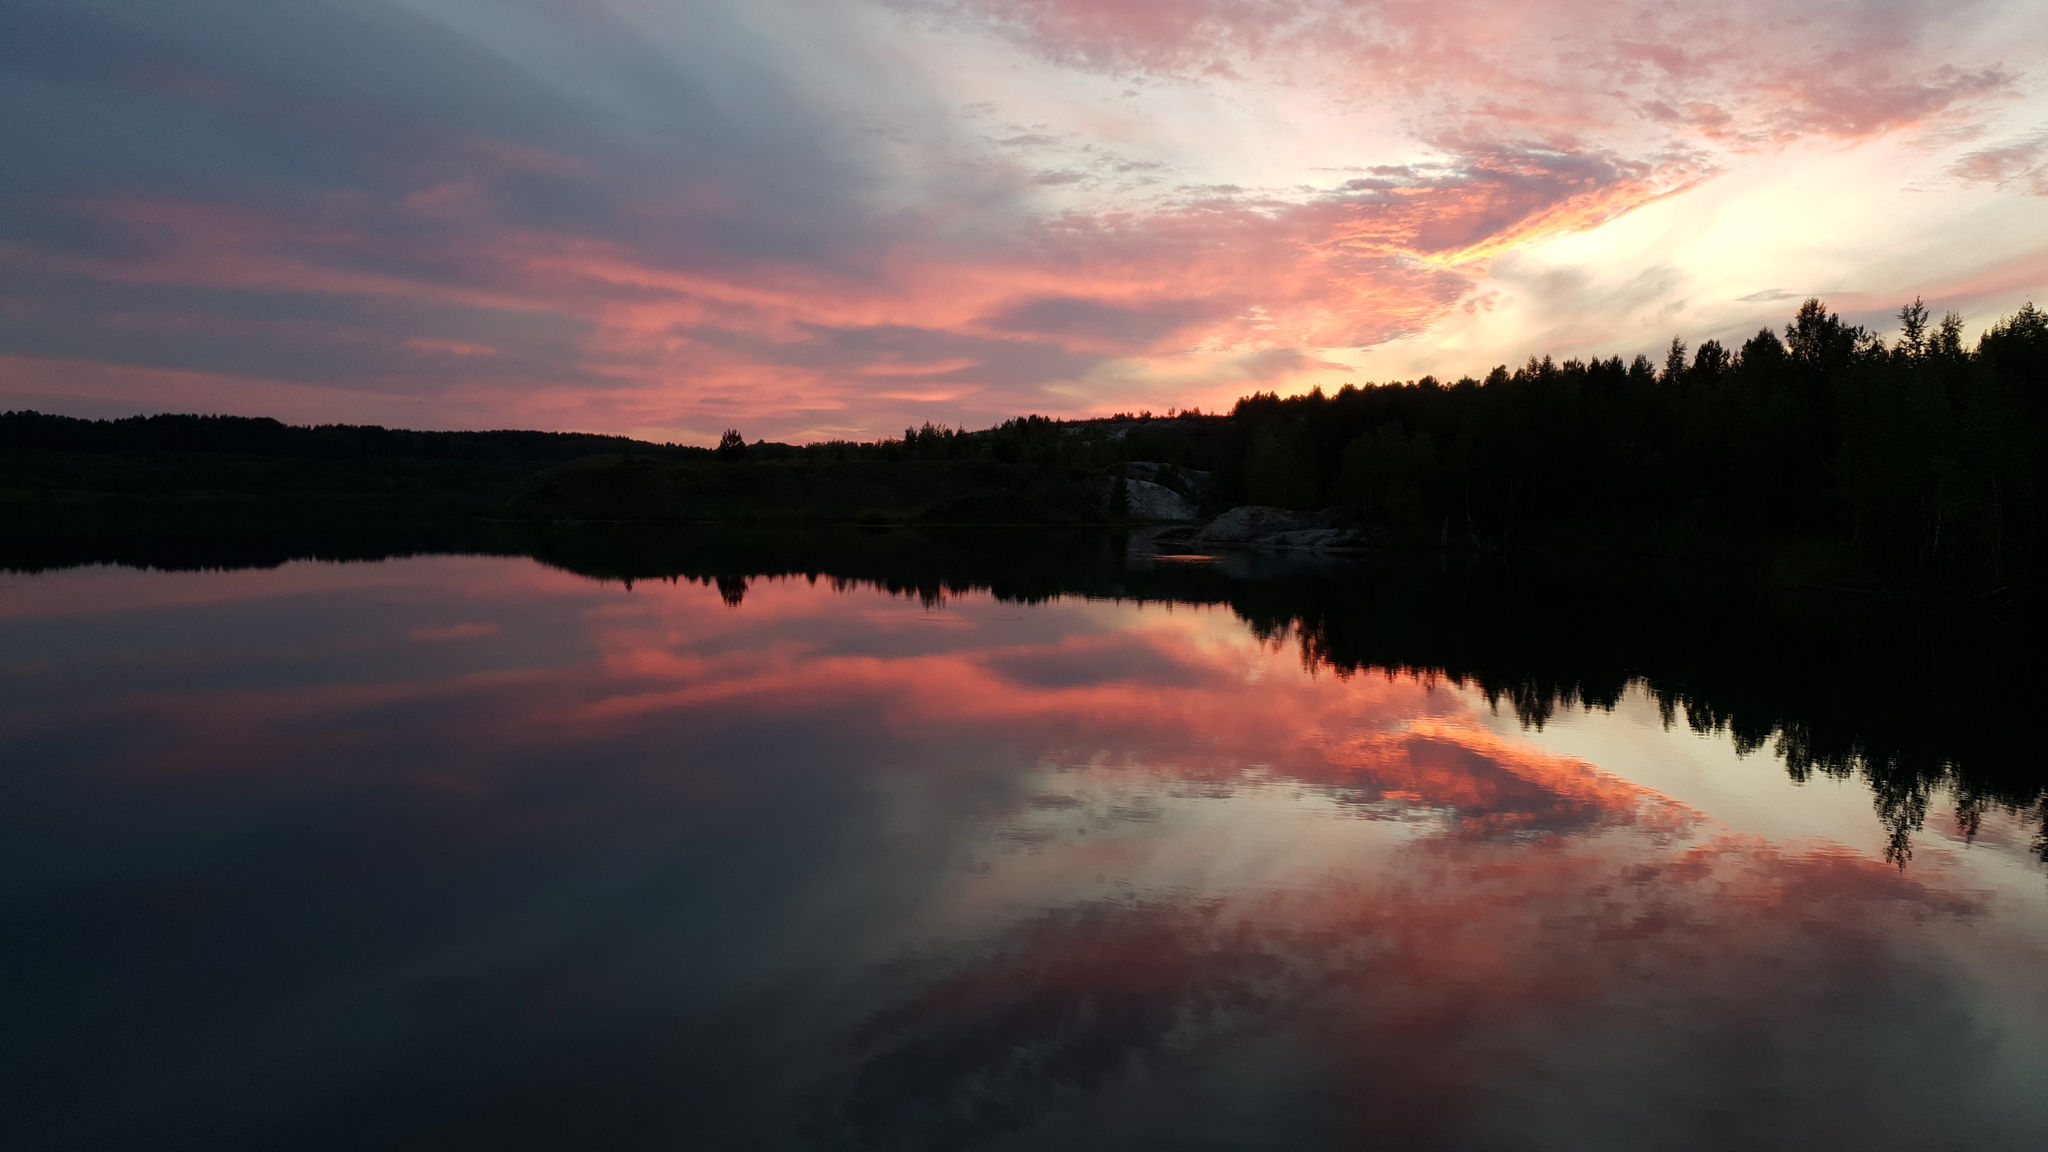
[3, 146, 1670, 437]
[948, 0, 2012, 148]
[2, 0, 2040, 438]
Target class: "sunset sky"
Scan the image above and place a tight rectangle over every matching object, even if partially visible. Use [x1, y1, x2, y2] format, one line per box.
[5, 1, 2048, 444]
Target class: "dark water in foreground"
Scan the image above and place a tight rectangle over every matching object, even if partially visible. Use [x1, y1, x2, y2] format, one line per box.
[4, 532, 2047, 1150]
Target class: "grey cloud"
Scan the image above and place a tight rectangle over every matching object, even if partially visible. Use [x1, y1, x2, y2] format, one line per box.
[1949, 131, 2048, 194]
[981, 295, 1212, 348]
[652, 318, 1103, 410]
[0, 0, 997, 267]
[805, 323, 1098, 385]
[0, 0, 1057, 424]
[0, 261, 593, 394]
[657, 319, 1115, 434]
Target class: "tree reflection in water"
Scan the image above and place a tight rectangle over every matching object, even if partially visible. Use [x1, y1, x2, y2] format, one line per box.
[4, 525, 2046, 1150]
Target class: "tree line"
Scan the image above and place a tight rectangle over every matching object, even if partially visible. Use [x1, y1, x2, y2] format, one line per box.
[783, 296, 2048, 588]
[18, 519, 2031, 864]
[11, 297, 2048, 585]
[1217, 298, 2048, 587]
[0, 411, 690, 462]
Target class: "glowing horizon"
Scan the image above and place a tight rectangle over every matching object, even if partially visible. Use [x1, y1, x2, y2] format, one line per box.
[4, 0, 2047, 444]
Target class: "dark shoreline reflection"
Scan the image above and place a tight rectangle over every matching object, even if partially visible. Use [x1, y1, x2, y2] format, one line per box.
[3, 535, 2047, 1150]
[8, 520, 2042, 864]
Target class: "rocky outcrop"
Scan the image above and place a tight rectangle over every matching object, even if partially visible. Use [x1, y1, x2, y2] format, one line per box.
[1124, 478, 1199, 521]
[1193, 505, 1313, 542]
[1124, 461, 1215, 500]
[1155, 505, 1376, 552]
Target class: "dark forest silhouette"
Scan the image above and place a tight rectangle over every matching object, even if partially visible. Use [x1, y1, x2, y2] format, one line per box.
[1218, 297, 2048, 590]
[5, 522, 2040, 868]
[853, 297, 2048, 589]
[7, 298, 2048, 859]
[8, 297, 2048, 587]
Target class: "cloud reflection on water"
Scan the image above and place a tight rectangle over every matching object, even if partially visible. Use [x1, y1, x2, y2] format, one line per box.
[0, 556, 2043, 1150]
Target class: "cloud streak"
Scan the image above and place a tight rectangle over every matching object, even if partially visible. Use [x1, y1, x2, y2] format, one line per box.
[2, 0, 2045, 437]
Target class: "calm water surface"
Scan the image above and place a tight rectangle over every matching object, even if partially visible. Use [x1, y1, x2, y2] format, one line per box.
[4, 551, 2046, 1150]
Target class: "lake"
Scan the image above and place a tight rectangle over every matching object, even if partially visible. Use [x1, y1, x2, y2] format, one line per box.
[4, 531, 2046, 1150]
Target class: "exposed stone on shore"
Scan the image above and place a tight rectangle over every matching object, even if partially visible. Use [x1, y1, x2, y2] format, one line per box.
[1123, 478, 1199, 521]
[1155, 505, 1376, 552]
[1124, 461, 1215, 500]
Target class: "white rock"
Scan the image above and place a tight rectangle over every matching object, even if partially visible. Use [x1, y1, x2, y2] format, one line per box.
[1193, 506, 1315, 543]
[1125, 461, 1216, 499]
[1125, 478, 1199, 521]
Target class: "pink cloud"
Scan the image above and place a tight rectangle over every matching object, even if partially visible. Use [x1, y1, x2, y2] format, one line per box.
[1950, 131, 2048, 194]
[941, 0, 2012, 148]
[0, 354, 419, 426]
[410, 622, 501, 641]
[405, 338, 499, 357]
[2, 1, 2035, 439]
[4, 140, 1674, 437]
